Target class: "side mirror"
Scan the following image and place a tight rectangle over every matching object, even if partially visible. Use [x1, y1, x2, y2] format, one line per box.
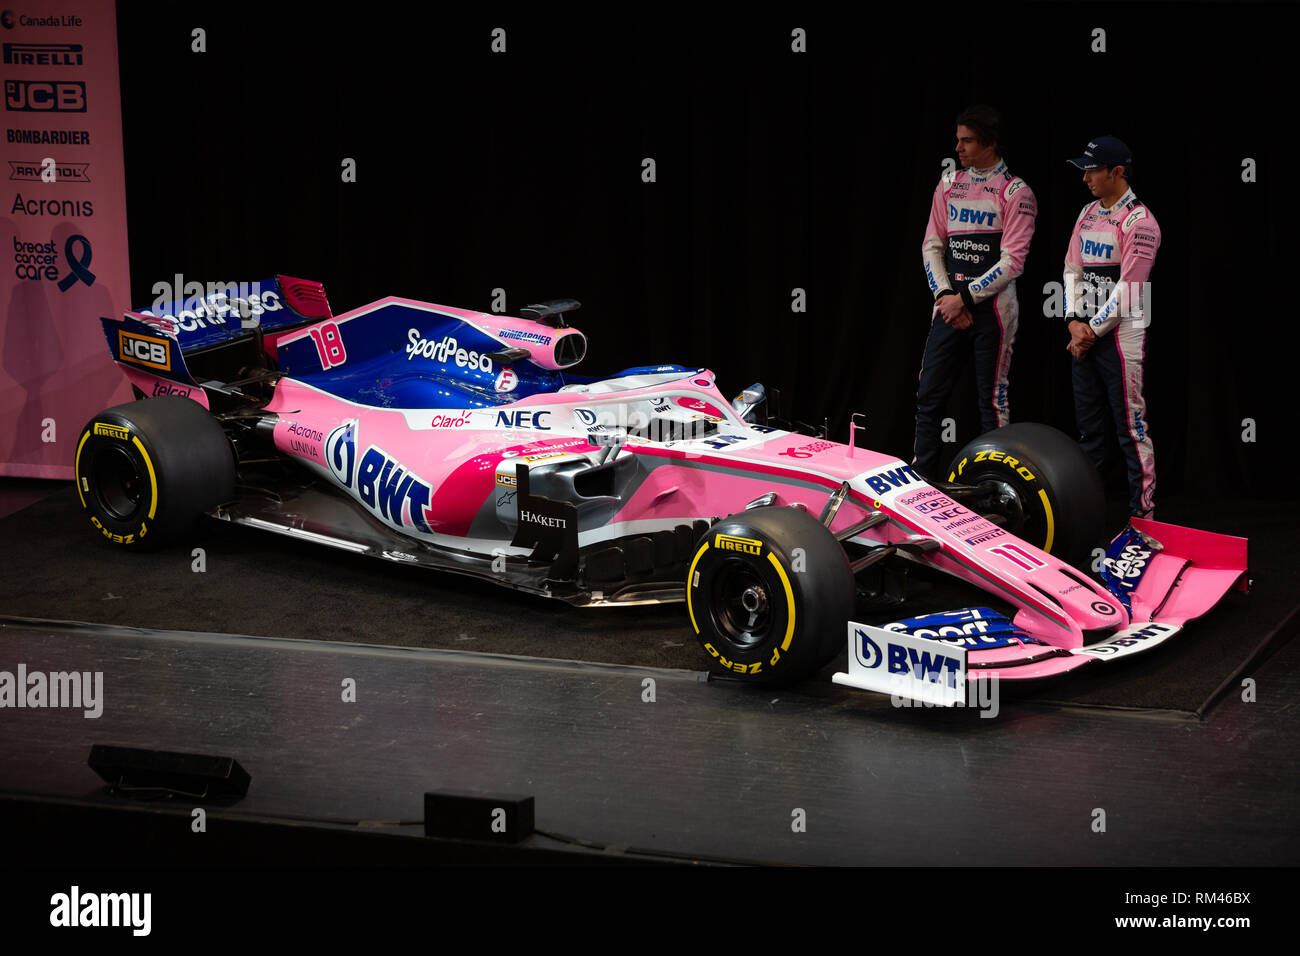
[731, 382, 766, 422]
[589, 427, 628, 465]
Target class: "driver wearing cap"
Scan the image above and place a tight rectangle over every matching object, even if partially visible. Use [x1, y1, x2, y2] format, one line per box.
[1062, 136, 1162, 518]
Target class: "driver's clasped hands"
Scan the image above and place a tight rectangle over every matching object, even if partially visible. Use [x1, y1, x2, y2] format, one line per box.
[935, 293, 973, 330]
[1066, 319, 1095, 358]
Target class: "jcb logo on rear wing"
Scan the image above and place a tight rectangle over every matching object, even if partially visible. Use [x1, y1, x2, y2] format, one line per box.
[118, 329, 171, 371]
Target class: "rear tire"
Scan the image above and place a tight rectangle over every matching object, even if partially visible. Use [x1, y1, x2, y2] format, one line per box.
[75, 396, 234, 549]
[947, 422, 1103, 569]
[687, 505, 853, 685]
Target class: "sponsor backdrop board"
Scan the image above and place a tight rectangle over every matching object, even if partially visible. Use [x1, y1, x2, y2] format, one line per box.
[0, 0, 130, 478]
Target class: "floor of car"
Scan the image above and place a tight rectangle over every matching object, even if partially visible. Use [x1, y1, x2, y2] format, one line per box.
[1, 480, 1296, 866]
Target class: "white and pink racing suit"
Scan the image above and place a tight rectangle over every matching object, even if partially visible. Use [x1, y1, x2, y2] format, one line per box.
[1064, 188, 1162, 515]
[913, 159, 1036, 479]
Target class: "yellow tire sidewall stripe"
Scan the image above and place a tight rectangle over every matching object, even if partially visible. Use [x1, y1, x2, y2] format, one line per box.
[74, 430, 90, 508]
[686, 541, 710, 634]
[1037, 489, 1054, 553]
[766, 552, 796, 652]
[132, 435, 159, 520]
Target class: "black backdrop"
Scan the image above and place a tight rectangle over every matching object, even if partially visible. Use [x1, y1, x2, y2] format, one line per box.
[116, 2, 1296, 500]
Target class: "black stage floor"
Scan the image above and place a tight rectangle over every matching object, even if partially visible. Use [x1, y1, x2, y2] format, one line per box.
[0, 484, 1297, 866]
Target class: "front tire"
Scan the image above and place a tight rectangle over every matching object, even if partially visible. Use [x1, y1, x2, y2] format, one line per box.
[947, 422, 1103, 569]
[75, 396, 235, 549]
[687, 505, 854, 685]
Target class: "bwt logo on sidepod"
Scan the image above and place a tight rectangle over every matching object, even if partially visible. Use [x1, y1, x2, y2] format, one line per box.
[854, 629, 962, 687]
[326, 424, 357, 488]
[864, 464, 919, 496]
[326, 426, 433, 532]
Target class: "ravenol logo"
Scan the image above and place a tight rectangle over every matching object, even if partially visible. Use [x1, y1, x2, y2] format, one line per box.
[92, 423, 130, 442]
[715, 533, 762, 555]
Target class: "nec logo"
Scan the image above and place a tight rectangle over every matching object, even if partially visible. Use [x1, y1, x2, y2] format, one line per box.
[949, 205, 995, 227]
[5, 80, 86, 112]
[495, 410, 551, 430]
[1083, 239, 1115, 258]
[118, 331, 171, 370]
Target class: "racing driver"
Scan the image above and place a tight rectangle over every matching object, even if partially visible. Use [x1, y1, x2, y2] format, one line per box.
[913, 105, 1037, 481]
[1062, 136, 1162, 518]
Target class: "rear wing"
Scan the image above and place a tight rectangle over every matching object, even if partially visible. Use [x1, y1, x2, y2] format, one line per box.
[119, 275, 331, 351]
[101, 274, 331, 386]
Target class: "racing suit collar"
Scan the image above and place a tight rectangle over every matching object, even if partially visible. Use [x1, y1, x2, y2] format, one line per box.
[1098, 188, 1137, 215]
[968, 158, 1007, 182]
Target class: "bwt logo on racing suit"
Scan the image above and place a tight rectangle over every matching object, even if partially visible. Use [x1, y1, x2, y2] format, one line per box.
[326, 425, 433, 532]
[948, 205, 996, 227]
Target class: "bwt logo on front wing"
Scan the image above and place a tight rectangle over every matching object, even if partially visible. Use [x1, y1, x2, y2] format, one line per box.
[854, 629, 963, 687]
[5, 79, 85, 112]
[118, 331, 171, 371]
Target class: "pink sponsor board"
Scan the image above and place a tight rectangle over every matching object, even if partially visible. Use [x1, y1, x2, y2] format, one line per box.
[0, 0, 131, 477]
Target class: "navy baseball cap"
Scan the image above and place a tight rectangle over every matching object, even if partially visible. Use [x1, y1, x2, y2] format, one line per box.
[1067, 136, 1133, 169]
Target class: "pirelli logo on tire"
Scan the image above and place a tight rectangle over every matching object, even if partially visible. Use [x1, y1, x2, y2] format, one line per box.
[92, 422, 130, 442]
[118, 329, 172, 371]
[714, 533, 762, 555]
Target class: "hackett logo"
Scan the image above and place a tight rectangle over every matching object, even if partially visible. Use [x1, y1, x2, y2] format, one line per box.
[520, 510, 565, 528]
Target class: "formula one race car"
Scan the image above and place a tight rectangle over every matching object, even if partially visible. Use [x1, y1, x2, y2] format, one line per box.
[76, 277, 1249, 700]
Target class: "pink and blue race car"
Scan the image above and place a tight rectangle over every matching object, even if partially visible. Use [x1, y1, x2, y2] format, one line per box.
[76, 276, 1248, 700]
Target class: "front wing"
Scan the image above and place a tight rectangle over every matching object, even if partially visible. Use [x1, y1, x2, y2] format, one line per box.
[833, 520, 1248, 700]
